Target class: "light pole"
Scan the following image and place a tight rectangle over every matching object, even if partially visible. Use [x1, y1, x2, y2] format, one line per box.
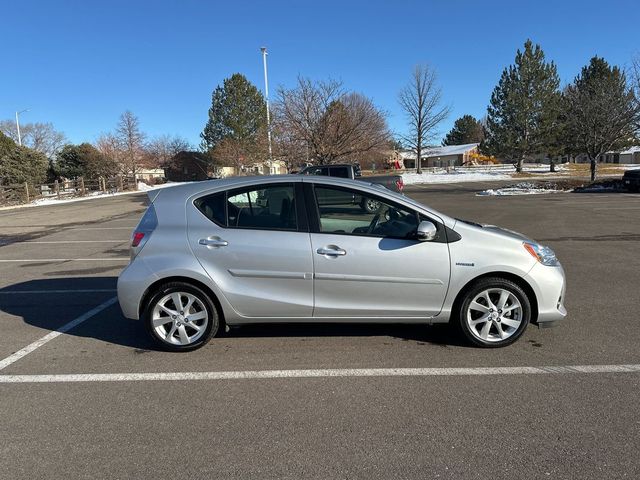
[15, 109, 29, 146]
[260, 47, 273, 163]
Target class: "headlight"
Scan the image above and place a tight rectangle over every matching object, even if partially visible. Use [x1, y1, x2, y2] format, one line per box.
[523, 242, 560, 266]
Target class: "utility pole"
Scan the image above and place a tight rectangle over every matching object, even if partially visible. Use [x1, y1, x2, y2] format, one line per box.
[15, 109, 28, 146]
[260, 47, 273, 163]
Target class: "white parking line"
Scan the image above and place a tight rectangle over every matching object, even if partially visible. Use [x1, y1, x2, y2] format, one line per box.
[0, 289, 116, 295]
[83, 227, 135, 230]
[0, 240, 128, 244]
[0, 297, 118, 371]
[1, 364, 639, 383]
[0, 258, 128, 263]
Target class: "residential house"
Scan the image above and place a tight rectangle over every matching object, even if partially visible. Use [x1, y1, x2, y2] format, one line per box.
[400, 143, 480, 169]
[136, 168, 165, 182]
[164, 151, 211, 182]
[242, 160, 288, 175]
[571, 146, 640, 164]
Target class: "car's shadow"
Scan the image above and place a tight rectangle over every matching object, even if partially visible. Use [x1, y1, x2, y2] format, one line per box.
[0, 277, 467, 351]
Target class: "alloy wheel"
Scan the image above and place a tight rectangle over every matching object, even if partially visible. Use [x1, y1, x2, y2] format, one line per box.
[465, 288, 523, 343]
[151, 292, 209, 346]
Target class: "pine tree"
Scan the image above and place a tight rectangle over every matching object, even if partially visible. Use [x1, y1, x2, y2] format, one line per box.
[565, 57, 640, 181]
[200, 74, 267, 154]
[56, 143, 117, 179]
[0, 131, 48, 185]
[482, 40, 561, 172]
[442, 115, 484, 145]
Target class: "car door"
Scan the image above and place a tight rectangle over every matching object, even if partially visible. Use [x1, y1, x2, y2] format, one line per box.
[307, 182, 450, 318]
[187, 181, 314, 318]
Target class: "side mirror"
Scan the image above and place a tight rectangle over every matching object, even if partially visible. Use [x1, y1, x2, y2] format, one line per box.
[416, 220, 437, 241]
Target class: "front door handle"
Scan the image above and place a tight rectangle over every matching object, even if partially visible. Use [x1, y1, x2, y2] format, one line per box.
[316, 247, 346, 256]
[199, 237, 228, 248]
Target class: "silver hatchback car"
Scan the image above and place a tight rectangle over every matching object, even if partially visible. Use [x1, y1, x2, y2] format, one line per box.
[118, 175, 567, 351]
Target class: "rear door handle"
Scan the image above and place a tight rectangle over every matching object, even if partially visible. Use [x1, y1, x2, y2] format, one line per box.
[316, 247, 346, 256]
[199, 237, 228, 248]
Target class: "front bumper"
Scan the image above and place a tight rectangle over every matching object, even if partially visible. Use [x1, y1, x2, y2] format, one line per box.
[526, 262, 567, 326]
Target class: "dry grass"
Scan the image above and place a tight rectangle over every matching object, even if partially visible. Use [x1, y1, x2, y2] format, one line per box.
[564, 163, 630, 176]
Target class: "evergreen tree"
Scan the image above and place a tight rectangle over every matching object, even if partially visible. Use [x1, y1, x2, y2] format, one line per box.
[565, 57, 640, 181]
[482, 40, 561, 172]
[0, 131, 48, 185]
[56, 143, 117, 179]
[200, 73, 267, 154]
[442, 115, 485, 145]
[56, 144, 85, 179]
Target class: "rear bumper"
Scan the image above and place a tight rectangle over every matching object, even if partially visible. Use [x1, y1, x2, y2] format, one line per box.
[623, 177, 640, 189]
[117, 259, 158, 320]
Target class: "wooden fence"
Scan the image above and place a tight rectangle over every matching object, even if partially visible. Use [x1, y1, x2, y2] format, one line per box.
[0, 176, 136, 207]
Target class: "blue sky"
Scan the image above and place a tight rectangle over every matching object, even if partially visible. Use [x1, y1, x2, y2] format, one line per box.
[2, 0, 639, 147]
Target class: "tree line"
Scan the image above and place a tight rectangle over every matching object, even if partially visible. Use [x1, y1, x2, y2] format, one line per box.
[202, 41, 640, 181]
[3, 40, 638, 186]
[0, 111, 191, 186]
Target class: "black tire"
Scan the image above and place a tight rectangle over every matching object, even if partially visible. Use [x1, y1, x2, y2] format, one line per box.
[456, 277, 531, 348]
[360, 197, 381, 213]
[143, 281, 219, 352]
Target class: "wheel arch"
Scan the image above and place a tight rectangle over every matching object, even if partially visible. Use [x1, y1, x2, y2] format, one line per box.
[451, 271, 538, 323]
[139, 276, 226, 327]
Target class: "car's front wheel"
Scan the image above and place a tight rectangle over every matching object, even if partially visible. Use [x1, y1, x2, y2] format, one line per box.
[143, 282, 219, 351]
[457, 278, 531, 347]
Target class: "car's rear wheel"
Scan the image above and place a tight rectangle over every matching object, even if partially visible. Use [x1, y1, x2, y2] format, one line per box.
[457, 278, 530, 348]
[361, 197, 381, 213]
[143, 282, 219, 351]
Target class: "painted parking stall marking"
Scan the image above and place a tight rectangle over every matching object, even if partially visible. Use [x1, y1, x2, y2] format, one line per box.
[0, 289, 117, 295]
[0, 297, 118, 371]
[0, 258, 128, 263]
[1, 364, 639, 383]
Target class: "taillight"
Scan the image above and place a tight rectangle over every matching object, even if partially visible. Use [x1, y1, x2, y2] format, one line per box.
[131, 231, 145, 247]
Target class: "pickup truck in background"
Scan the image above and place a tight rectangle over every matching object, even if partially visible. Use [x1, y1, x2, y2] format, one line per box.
[622, 169, 640, 192]
[298, 163, 404, 212]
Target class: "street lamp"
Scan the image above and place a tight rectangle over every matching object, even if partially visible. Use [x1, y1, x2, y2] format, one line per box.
[15, 109, 29, 146]
[260, 47, 273, 163]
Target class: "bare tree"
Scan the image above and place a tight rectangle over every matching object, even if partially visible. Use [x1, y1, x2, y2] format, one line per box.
[398, 65, 450, 174]
[95, 133, 122, 166]
[115, 111, 146, 178]
[0, 120, 67, 159]
[631, 54, 640, 133]
[274, 77, 390, 165]
[146, 134, 192, 168]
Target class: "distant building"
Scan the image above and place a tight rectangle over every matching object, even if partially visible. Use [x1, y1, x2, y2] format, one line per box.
[164, 151, 211, 182]
[241, 160, 288, 175]
[136, 168, 165, 182]
[399, 143, 480, 169]
[571, 146, 640, 164]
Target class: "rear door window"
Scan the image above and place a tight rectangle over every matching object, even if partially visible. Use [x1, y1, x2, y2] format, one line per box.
[195, 184, 300, 231]
[194, 192, 226, 226]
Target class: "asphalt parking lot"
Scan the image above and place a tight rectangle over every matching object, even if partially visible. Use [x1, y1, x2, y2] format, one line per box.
[1, 181, 639, 479]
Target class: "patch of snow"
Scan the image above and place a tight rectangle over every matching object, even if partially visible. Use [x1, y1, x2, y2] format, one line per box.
[477, 182, 570, 196]
[402, 170, 512, 185]
[575, 184, 617, 192]
[477, 188, 565, 196]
